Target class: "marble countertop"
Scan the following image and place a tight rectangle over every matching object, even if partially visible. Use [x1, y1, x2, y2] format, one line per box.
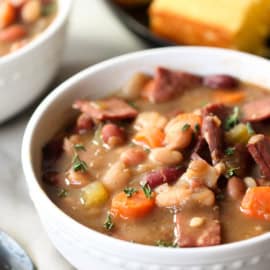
[0, 1, 146, 269]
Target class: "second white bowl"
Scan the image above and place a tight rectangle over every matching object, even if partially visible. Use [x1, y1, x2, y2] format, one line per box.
[0, 0, 72, 123]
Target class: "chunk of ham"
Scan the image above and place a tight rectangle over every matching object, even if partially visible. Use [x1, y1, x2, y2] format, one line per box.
[144, 67, 202, 103]
[73, 98, 138, 121]
[202, 115, 224, 165]
[203, 103, 232, 122]
[175, 204, 221, 247]
[241, 97, 270, 122]
[247, 134, 270, 178]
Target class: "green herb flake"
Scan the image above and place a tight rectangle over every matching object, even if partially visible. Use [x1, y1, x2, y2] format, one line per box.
[104, 213, 114, 231]
[74, 144, 86, 152]
[225, 147, 235, 156]
[143, 147, 150, 154]
[127, 100, 139, 110]
[246, 122, 255, 135]
[42, 3, 56, 16]
[225, 107, 240, 131]
[194, 123, 200, 134]
[182, 123, 191, 132]
[156, 240, 177, 248]
[72, 154, 88, 173]
[124, 187, 138, 198]
[225, 167, 239, 178]
[141, 182, 152, 199]
[57, 188, 69, 198]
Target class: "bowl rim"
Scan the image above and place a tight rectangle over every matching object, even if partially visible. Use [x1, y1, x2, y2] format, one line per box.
[0, 0, 72, 65]
[22, 46, 270, 258]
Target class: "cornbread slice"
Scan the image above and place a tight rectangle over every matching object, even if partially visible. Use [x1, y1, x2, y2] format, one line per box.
[149, 0, 270, 55]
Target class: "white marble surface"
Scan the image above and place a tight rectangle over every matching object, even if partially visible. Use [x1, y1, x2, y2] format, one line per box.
[0, 1, 146, 269]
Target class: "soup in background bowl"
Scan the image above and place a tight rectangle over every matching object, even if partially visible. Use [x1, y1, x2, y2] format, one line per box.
[22, 47, 270, 270]
[0, 0, 57, 56]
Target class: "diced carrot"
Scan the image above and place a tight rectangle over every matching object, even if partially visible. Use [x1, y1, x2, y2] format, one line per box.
[133, 128, 164, 148]
[0, 24, 27, 42]
[240, 187, 270, 220]
[0, 2, 16, 29]
[212, 90, 245, 105]
[141, 79, 154, 100]
[111, 190, 155, 219]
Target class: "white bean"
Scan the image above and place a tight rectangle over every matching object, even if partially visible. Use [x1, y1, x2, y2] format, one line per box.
[102, 161, 131, 192]
[150, 147, 183, 166]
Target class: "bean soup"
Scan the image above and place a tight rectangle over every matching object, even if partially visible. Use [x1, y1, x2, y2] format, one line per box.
[42, 67, 270, 247]
[0, 0, 57, 56]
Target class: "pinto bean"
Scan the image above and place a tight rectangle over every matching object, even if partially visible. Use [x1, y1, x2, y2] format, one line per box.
[0, 24, 27, 42]
[149, 147, 183, 166]
[102, 161, 131, 191]
[120, 147, 147, 166]
[203, 74, 239, 89]
[144, 167, 184, 189]
[75, 113, 93, 134]
[227, 176, 246, 200]
[21, 0, 41, 23]
[101, 123, 125, 147]
[0, 2, 16, 29]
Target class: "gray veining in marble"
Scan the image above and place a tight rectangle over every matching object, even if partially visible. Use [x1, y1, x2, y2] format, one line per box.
[0, 0, 146, 269]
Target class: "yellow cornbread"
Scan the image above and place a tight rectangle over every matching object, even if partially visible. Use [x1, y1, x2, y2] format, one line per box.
[149, 0, 270, 55]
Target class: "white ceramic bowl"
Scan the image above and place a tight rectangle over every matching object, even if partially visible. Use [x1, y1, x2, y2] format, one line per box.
[0, 0, 72, 123]
[22, 47, 270, 270]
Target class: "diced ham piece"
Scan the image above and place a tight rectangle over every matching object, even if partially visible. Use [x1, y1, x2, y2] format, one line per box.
[247, 134, 270, 178]
[73, 98, 138, 121]
[145, 67, 202, 103]
[241, 97, 270, 122]
[202, 103, 232, 123]
[175, 204, 221, 247]
[202, 115, 223, 165]
[191, 136, 211, 164]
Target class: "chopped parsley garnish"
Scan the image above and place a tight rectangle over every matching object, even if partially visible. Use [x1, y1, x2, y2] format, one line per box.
[225, 147, 235, 156]
[246, 122, 255, 135]
[124, 187, 138, 198]
[225, 107, 239, 131]
[194, 123, 200, 134]
[57, 188, 69, 198]
[74, 144, 86, 152]
[104, 213, 114, 231]
[127, 100, 139, 110]
[141, 182, 152, 199]
[182, 123, 191, 132]
[156, 240, 177, 248]
[225, 167, 239, 178]
[72, 154, 88, 172]
[143, 147, 150, 154]
[42, 3, 56, 16]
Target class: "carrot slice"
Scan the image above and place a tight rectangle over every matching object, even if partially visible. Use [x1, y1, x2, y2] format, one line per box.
[133, 128, 164, 148]
[212, 90, 245, 105]
[241, 187, 270, 220]
[0, 2, 16, 29]
[111, 190, 155, 219]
